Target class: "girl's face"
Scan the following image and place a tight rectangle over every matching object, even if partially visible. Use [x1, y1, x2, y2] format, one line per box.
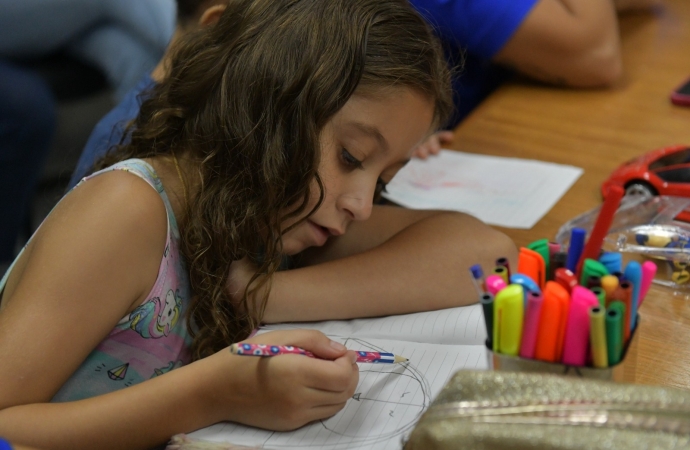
[280, 87, 436, 255]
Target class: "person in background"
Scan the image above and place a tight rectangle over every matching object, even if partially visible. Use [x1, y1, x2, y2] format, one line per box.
[410, 0, 662, 157]
[0, 61, 55, 275]
[0, 0, 178, 274]
[0, 0, 176, 100]
[68, 0, 222, 190]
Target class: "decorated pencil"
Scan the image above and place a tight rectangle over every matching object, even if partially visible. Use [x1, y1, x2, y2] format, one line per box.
[230, 343, 408, 364]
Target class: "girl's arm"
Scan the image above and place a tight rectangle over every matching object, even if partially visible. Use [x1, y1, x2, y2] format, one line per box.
[0, 173, 357, 449]
[235, 206, 517, 323]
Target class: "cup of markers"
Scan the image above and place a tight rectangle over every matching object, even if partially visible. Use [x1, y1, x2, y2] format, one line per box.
[470, 235, 655, 381]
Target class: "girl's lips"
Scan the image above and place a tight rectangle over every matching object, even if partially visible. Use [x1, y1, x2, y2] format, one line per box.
[308, 220, 330, 246]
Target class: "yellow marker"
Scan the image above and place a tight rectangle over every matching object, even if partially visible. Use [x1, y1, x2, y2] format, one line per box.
[492, 265, 509, 284]
[600, 275, 619, 306]
[589, 306, 608, 368]
[493, 284, 524, 356]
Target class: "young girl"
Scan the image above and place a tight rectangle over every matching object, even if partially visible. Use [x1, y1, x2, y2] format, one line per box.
[0, 0, 516, 448]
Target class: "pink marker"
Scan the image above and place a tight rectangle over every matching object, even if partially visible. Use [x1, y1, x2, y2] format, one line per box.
[229, 343, 408, 363]
[561, 286, 599, 366]
[639, 261, 657, 306]
[485, 274, 507, 295]
[519, 291, 544, 359]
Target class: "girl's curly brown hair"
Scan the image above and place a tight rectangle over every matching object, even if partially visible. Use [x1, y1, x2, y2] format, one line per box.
[95, 0, 452, 359]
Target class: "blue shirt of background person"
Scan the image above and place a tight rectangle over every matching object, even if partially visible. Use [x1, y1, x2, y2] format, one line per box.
[69, 0, 539, 189]
[409, 0, 538, 126]
[68, 75, 154, 189]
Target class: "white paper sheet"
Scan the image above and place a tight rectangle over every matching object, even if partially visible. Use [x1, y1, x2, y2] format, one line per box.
[188, 339, 487, 450]
[259, 304, 487, 346]
[382, 150, 583, 229]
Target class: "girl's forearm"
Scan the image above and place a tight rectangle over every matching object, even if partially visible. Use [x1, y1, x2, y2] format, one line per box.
[263, 212, 517, 323]
[0, 360, 219, 450]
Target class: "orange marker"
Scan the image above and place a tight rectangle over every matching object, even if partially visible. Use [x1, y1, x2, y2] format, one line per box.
[534, 281, 570, 362]
[517, 247, 546, 289]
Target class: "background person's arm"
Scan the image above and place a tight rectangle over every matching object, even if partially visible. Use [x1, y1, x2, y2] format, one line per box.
[493, 0, 660, 87]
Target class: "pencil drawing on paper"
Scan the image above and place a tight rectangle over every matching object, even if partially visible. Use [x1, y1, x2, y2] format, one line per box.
[256, 336, 432, 449]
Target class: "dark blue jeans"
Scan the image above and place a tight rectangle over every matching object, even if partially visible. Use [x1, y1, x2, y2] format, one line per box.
[0, 60, 56, 263]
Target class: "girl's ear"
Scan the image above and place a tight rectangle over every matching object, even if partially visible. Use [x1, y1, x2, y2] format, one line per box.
[198, 4, 226, 27]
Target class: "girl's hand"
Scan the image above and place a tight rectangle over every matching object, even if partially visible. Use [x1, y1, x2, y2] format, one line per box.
[203, 330, 359, 431]
[411, 130, 454, 159]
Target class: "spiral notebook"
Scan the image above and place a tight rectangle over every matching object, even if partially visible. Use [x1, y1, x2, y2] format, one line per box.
[188, 305, 488, 450]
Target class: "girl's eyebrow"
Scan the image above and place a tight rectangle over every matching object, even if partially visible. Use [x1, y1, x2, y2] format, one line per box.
[348, 121, 389, 154]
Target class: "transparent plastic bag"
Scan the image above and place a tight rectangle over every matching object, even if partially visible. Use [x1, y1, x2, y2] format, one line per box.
[555, 195, 690, 290]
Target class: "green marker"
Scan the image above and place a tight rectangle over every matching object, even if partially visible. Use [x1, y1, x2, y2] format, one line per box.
[606, 301, 626, 365]
[591, 286, 606, 309]
[527, 238, 550, 281]
[580, 259, 609, 287]
[480, 293, 494, 349]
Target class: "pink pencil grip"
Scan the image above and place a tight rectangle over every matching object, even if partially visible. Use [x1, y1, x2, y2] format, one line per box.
[639, 261, 657, 305]
[519, 291, 543, 359]
[485, 275, 507, 295]
[561, 286, 599, 366]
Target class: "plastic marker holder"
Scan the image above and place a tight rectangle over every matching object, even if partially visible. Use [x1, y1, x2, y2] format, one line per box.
[478, 242, 643, 382]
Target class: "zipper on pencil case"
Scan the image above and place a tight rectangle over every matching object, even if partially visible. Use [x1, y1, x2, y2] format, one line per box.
[423, 400, 690, 434]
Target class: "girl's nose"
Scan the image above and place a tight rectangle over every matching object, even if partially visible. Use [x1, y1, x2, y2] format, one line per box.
[340, 192, 374, 221]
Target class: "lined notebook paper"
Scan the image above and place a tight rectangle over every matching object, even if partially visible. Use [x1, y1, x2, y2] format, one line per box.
[188, 306, 488, 449]
[382, 150, 583, 229]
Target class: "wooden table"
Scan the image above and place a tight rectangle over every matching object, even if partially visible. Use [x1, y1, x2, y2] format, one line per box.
[451, 0, 690, 389]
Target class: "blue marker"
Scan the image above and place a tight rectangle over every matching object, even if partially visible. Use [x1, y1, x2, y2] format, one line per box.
[469, 264, 485, 297]
[599, 252, 623, 274]
[566, 228, 587, 272]
[510, 273, 541, 307]
[624, 261, 642, 330]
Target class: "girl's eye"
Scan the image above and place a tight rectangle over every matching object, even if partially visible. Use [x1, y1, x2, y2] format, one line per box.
[340, 148, 363, 169]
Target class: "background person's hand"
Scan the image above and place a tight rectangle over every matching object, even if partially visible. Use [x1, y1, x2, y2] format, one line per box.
[411, 130, 454, 159]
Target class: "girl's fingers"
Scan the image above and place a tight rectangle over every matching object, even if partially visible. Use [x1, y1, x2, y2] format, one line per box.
[300, 352, 359, 393]
[437, 130, 455, 144]
[246, 329, 348, 360]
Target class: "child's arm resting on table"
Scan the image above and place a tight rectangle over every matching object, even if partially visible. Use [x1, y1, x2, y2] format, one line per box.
[0, 174, 357, 450]
[245, 205, 517, 323]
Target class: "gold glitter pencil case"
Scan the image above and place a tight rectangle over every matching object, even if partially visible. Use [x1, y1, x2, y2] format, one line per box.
[405, 371, 690, 450]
